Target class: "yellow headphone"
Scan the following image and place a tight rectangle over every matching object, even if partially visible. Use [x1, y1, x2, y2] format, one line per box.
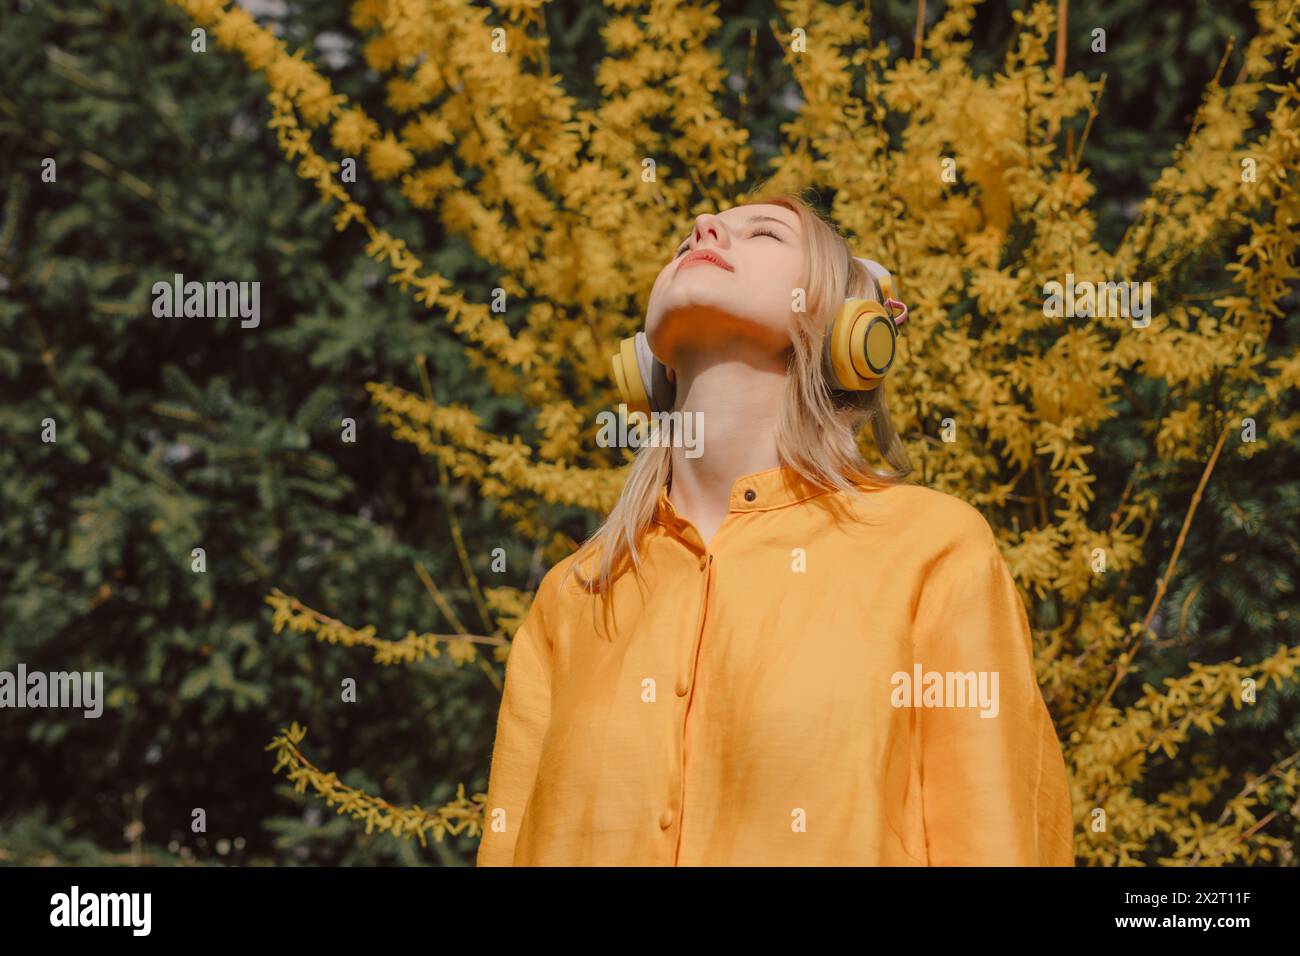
[609, 256, 909, 415]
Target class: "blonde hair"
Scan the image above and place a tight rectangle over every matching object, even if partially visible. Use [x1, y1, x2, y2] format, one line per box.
[564, 188, 913, 599]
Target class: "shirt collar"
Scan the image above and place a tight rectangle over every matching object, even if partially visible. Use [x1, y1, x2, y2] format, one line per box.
[653, 463, 838, 530]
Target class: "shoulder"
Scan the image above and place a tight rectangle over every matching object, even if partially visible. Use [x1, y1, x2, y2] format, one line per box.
[890, 490, 1033, 657]
[849, 480, 999, 558]
[527, 547, 596, 618]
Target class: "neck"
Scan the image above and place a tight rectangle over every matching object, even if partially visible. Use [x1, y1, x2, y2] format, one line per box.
[667, 360, 785, 545]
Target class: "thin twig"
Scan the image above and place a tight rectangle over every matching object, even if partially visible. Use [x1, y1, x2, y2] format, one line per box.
[415, 354, 498, 637]
[1076, 421, 1235, 739]
[1054, 0, 1068, 81]
[414, 560, 502, 691]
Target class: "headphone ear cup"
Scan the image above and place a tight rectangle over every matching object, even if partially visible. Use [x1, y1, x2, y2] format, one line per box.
[859, 310, 897, 379]
[611, 333, 676, 414]
[611, 335, 652, 415]
[825, 299, 896, 392]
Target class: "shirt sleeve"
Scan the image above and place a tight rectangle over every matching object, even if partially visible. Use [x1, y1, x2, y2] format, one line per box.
[911, 520, 1075, 866]
[476, 595, 553, 867]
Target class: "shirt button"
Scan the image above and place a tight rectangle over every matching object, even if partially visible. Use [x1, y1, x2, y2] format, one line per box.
[743, 488, 756, 502]
[659, 809, 674, 829]
[698, 555, 707, 570]
[675, 678, 690, 697]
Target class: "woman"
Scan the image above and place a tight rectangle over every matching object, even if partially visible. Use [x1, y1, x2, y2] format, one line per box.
[476, 190, 1075, 866]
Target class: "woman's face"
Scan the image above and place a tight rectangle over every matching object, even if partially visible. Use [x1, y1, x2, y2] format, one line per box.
[644, 202, 805, 375]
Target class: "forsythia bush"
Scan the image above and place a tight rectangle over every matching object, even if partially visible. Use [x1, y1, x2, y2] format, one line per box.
[168, 0, 1300, 864]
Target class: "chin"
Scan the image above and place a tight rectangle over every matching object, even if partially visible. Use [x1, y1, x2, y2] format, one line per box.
[663, 282, 739, 314]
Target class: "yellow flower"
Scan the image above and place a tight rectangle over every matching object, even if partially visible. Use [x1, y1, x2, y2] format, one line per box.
[366, 133, 414, 180]
[330, 107, 379, 155]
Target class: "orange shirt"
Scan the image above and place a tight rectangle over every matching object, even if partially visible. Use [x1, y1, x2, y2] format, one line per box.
[476, 465, 1075, 866]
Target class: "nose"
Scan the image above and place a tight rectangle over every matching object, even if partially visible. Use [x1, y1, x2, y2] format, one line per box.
[685, 213, 725, 250]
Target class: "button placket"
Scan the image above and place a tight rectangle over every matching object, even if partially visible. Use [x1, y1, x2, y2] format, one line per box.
[671, 550, 714, 865]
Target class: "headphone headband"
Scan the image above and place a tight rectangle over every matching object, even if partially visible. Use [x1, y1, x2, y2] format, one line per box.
[852, 256, 908, 326]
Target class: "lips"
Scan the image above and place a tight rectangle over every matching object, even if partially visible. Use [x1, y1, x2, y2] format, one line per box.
[677, 249, 734, 273]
